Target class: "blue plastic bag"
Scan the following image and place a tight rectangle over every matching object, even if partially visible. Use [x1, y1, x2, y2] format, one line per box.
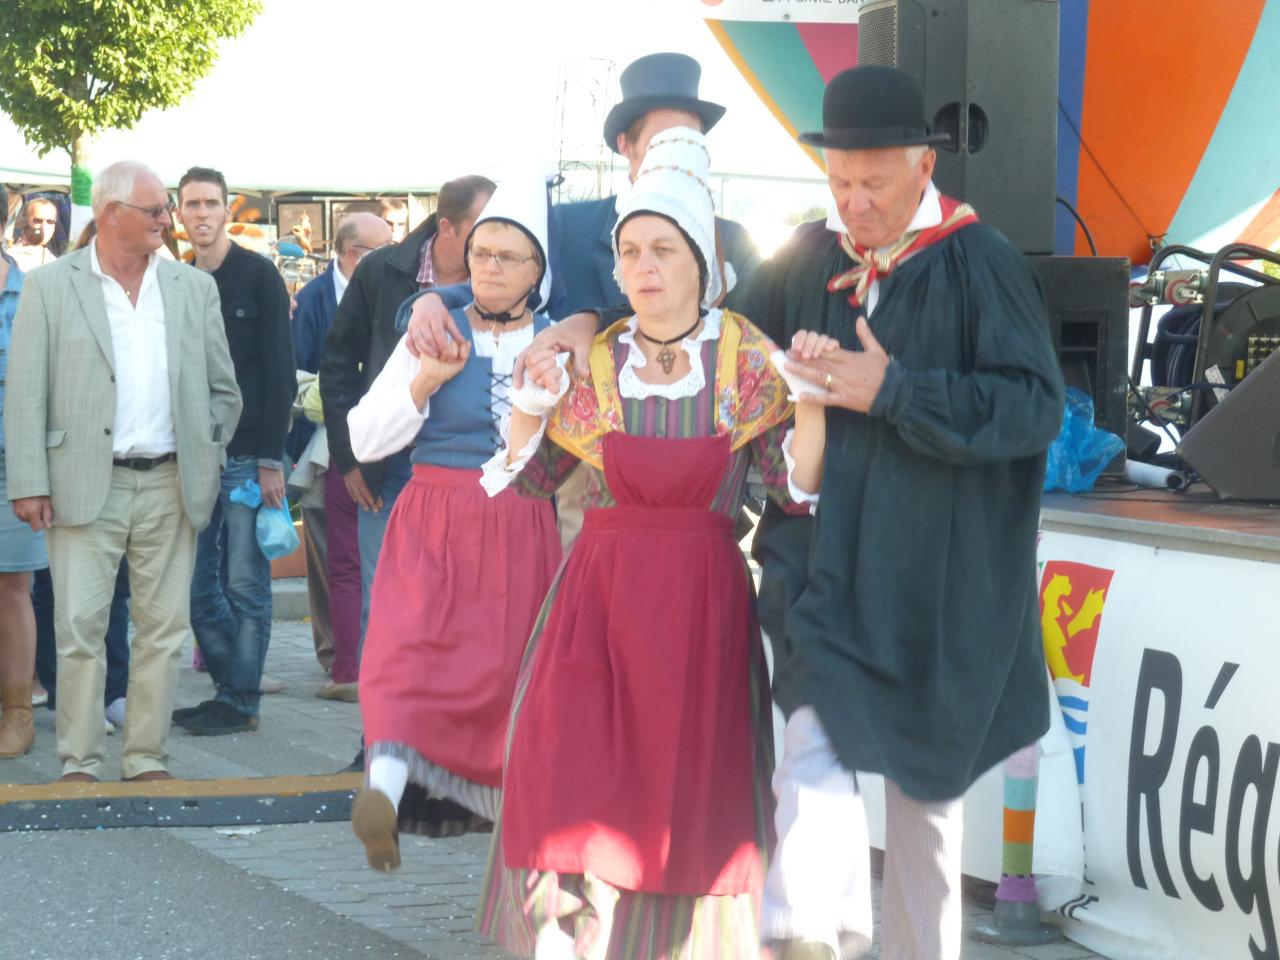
[227, 479, 300, 560]
[1043, 387, 1125, 493]
[256, 500, 300, 560]
[228, 478, 263, 508]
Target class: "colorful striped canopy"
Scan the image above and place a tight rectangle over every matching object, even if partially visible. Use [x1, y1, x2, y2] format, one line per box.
[705, 0, 1280, 264]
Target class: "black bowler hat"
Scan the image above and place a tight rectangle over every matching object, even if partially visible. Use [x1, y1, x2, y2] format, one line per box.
[603, 52, 726, 154]
[799, 65, 951, 150]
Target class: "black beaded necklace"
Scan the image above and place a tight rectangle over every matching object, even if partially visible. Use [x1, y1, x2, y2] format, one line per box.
[636, 318, 702, 375]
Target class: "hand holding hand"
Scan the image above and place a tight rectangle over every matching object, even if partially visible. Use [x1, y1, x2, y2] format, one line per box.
[514, 311, 597, 388]
[511, 348, 571, 417]
[788, 330, 842, 363]
[525, 348, 565, 394]
[419, 338, 471, 384]
[784, 316, 891, 413]
[406, 293, 463, 359]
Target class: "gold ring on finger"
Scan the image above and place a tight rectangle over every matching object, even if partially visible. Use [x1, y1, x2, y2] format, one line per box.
[825, 372, 834, 389]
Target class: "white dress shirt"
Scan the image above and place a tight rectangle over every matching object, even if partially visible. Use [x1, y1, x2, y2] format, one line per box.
[89, 241, 176, 457]
[332, 258, 350, 304]
[348, 324, 537, 464]
[826, 180, 942, 316]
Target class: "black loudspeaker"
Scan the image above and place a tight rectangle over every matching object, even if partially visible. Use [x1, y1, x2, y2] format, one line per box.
[1030, 255, 1130, 475]
[858, 0, 1059, 254]
[1178, 348, 1280, 501]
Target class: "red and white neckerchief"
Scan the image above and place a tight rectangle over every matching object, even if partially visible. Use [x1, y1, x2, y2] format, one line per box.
[827, 191, 978, 309]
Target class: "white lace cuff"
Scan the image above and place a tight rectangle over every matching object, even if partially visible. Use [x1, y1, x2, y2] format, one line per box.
[769, 349, 831, 402]
[510, 353, 570, 416]
[479, 410, 548, 497]
[782, 428, 820, 514]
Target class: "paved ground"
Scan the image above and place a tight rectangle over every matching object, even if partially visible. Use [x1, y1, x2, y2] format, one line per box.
[0, 615, 1104, 959]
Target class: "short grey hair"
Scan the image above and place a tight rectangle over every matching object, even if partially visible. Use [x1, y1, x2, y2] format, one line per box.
[92, 161, 159, 216]
[904, 145, 929, 166]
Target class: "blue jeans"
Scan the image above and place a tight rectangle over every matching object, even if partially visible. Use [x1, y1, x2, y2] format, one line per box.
[33, 560, 131, 709]
[356, 450, 413, 654]
[189, 456, 274, 717]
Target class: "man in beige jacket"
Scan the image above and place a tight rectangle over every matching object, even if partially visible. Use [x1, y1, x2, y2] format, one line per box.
[3, 160, 242, 782]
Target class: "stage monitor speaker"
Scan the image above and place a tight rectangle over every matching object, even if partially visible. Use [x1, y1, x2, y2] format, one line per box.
[1178, 348, 1280, 501]
[858, 0, 1059, 255]
[1030, 255, 1130, 475]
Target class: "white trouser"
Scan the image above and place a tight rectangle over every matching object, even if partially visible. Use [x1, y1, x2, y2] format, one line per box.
[762, 707, 964, 960]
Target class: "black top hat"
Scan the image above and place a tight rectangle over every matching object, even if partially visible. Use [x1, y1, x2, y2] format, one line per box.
[799, 65, 951, 150]
[603, 53, 727, 154]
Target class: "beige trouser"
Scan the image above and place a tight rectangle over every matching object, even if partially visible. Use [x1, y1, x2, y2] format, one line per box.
[762, 707, 965, 960]
[299, 479, 334, 671]
[45, 462, 196, 779]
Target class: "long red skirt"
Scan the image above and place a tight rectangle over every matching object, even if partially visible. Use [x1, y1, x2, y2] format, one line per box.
[360, 464, 561, 787]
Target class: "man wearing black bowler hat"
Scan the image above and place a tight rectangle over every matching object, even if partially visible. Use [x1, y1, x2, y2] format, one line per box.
[741, 66, 1064, 960]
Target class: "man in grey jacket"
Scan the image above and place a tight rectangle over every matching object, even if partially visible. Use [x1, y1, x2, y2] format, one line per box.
[4, 160, 242, 783]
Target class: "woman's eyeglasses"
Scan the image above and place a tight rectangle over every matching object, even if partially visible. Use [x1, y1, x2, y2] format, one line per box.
[468, 248, 534, 270]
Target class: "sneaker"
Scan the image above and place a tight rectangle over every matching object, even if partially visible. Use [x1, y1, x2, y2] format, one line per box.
[104, 697, 127, 728]
[181, 701, 258, 737]
[259, 676, 287, 695]
[172, 699, 218, 727]
[31, 686, 49, 707]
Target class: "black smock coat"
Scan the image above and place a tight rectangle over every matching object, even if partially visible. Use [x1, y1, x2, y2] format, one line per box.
[741, 219, 1065, 802]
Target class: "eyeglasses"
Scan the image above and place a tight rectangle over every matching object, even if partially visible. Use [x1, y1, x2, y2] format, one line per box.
[468, 248, 535, 270]
[350, 242, 388, 258]
[117, 200, 176, 219]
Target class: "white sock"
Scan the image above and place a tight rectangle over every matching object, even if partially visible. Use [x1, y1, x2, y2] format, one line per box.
[367, 756, 408, 811]
[534, 926, 578, 960]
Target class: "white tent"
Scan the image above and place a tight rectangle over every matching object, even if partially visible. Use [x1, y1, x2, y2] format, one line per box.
[0, 0, 816, 195]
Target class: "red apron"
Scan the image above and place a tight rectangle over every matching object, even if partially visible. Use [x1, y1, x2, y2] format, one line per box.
[501, 432, 765, 896]
[360, 465, 561, 787]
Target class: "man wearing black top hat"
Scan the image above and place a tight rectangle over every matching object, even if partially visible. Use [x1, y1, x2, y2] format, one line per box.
[742, 66, 1064, 960]
[406, 51, 757, 333]
[402, 51, 760, 546]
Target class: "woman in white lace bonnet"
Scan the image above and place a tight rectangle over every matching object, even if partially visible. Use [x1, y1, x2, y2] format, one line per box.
[346, 170, 563, 868]
[475, 127, 831, 960]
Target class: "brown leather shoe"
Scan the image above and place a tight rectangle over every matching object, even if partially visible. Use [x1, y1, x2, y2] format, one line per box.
[351, 788, 400, 872]
[124, 770, 174, 782]
[58, 772, 99, 783]
[0, 682, 36, 758]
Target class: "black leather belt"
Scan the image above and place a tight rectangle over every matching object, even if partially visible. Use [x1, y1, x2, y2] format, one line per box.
[112, 453, 177, 471]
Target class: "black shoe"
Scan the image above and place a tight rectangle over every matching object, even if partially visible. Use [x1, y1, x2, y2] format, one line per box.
[181, 701, 258, 737]
[341, 748, 365, 774]
[172, 699, 218, 727]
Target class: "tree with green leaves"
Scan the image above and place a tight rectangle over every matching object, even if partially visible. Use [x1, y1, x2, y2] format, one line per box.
[0, 0, 262, 203]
